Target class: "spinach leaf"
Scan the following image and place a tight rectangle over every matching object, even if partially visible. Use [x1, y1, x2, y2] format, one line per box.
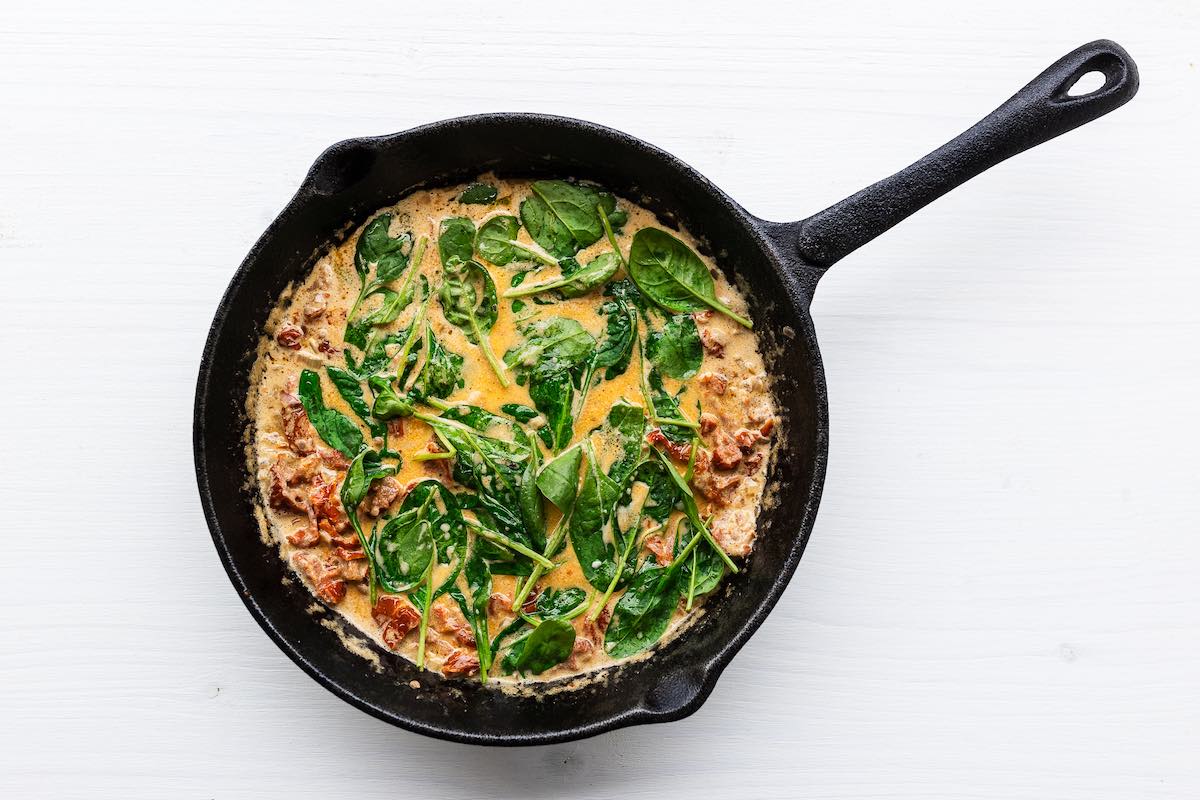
[519, 180, 626, 257]
[535, 587, 589, 618]
[509, 618, 575, 675]
[415, 407, 535, 550]
[518, 436, 546, 554]
[437, 216, 476, 266]
[386, 479, 466, 599]
[504, 317, 596, 451]
[374, 501, 436, 593]
[459, 182, 498, 205]
[631, 459, 681, 524]
[355, 213, 413, 283]
[345, 278, 421, 350]
[647, 367, 693, 444]
[569, 442, 623, 590]
[536, 444, 582, 511]
[500, 403, 554, 449]
[519, 194, 575, 259]
[648, 448, 739, 574]
[527, 367, 574, 453]
[604, 564, 680, 659]
[367, 375, 414, 420]
[500, 403, 539, 423]
[327, 366, 384, 437]
[463, 537, 494, 679]
[476, 215, 556, 268]
[628, 228, 751, 328]
[604, 400, 646, 487]
[594, 292, 637, 380]
[346, 221, 421, 350]
[605, 278, 653, 329]
[534, 181, 605, 249]
[502, 252, 620, 299]
[676, 518, 724, 603]
[438, 258, 509, 385]
[646, 313, 703, 380]
[341, 449, 393, 515]
[410, 325, 464, 400]
[503, 317, 596, 383]
[340, 449, 397, 602]
[297, 370, 364, 457]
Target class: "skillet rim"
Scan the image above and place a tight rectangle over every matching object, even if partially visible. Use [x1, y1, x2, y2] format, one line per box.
[193, 111, 830, 745]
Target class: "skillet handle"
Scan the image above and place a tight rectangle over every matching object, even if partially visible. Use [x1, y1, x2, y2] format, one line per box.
[791, 39, 1138, 270]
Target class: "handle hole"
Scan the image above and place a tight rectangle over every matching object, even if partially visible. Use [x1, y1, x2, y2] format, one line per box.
[1066, 70, 1107, 96]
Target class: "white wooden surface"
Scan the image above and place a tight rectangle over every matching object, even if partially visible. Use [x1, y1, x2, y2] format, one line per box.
[2, 1, 1198, 797]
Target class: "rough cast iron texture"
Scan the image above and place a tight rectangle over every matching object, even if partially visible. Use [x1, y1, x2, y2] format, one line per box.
[194, 41, 1136, 745]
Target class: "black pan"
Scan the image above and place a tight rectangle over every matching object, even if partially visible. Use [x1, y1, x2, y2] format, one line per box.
[194, 40, 1137, 745]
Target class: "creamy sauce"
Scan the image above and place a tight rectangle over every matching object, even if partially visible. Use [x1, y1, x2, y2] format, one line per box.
[247, 176, 777, 685]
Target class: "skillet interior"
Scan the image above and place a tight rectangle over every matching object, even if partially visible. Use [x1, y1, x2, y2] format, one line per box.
[194, 114, 828, 744]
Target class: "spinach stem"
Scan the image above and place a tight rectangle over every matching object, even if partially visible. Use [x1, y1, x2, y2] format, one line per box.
[588, 512, 642, 623]
[651, 415, 701, 430]
[599, 205, 628, 272]
[502, 275, 573, 298]
[511, 512, 570, 611]
[666, 526, 704, 573]
[650, 447, 740, 574]
[415, 564, 434, 669]
[706, 297, 753, 330]
[470, 315, 511, 387]
[391, 300, 429, 388]
[562, 591, 594, 621]
[686, 548, 699, 610]
[465, 519, 555, 569]
[510, 240, 559, 268]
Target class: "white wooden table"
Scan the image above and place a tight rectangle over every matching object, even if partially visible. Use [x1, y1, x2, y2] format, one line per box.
[3, 2, 1198, 797]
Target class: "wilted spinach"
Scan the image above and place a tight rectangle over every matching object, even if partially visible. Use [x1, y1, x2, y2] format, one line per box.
[413, 405, 537, 553]
[410, 324, 464, 401]
[500, 402, 554, 449]
[603, 563, 680, 659]
[628, 228, 751, 328]
[374, 496, 436, 593]
[675, 517, 724, 609]
[297, 369, 364, 457]
[569, 441, 623, 590]
[505, 618, 575, 675]
[649, 447, 738, 574]
[519, 180, 627, 259]
[345, 219, 423, 349]
[604, 400, 646, 486]
[437, 216, 476, 265]
[630, 459, 681, 525]
[327, 366, 384, 437]
[502, 252, 620, 299]
[503, 317, 596, 451]
[367, 375, 414, 421]
[438, 256, 509, 385]
[536, 444, 583, 512]
[594, 291, 638, 381]
[645, 365, 697, 444]
[646, 313, 703, 380]
[476, 215, 557, 268]
[535, 587, 589, 618]
[503, 317, 596, 380]
[339, 448, 396, 602]
[459, 182, 498, 205]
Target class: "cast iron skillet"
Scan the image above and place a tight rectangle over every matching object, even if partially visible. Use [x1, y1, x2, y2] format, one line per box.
[195, 40, 1137, 745]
